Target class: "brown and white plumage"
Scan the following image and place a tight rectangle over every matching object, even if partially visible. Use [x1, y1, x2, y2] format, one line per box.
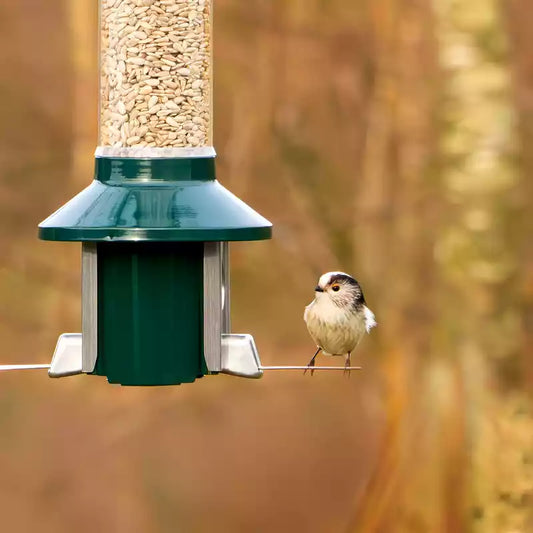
[304, 271, 376, 374]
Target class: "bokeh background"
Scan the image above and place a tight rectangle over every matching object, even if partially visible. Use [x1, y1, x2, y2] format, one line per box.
[0, 0, 531, 531]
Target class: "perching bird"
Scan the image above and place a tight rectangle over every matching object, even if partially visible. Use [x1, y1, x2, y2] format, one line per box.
[304, 271, 376, 374]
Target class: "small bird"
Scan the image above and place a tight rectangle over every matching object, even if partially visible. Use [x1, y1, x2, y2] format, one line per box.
[304, 271, 376, 375]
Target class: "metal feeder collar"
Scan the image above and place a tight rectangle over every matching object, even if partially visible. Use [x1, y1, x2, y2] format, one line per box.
[39, 157, 271, 243]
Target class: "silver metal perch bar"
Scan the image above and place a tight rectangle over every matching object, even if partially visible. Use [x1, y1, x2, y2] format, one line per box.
[0, 336, 363, 378]
[0, 364, 362, 372]
[0, 364, 51, 371]
[260, 366, 362, 371]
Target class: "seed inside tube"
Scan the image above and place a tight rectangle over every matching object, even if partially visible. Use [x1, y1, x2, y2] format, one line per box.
[99, 0, 212, 153]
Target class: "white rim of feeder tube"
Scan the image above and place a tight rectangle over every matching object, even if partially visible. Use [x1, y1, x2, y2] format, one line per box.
[94, 146, 217, 159]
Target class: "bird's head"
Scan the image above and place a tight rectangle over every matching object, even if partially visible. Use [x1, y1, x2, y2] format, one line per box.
[314, 271, 365, 309]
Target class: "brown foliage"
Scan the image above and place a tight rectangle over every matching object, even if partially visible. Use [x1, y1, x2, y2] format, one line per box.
[0, 1, 530, 532]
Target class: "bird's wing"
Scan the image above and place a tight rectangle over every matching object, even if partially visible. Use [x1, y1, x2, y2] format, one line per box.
[303, 301, 314, 323]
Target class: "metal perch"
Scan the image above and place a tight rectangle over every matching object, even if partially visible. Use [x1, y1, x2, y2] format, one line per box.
[0, 364, 51, 371]
[260, 366, 361, 371]
[0, 334, 362, 379]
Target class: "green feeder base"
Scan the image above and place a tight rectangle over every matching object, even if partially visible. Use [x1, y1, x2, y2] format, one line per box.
[93, 241, 207, 386]
[38, 156, 272, 386]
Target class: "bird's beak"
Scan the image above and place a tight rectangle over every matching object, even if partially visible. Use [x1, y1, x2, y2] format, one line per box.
[315, 286, 324, 292]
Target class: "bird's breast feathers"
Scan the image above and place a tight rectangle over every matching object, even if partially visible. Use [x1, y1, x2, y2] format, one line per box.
[304, 299, 375, 355]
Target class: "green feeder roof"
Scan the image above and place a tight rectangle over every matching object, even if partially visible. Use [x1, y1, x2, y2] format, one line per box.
[39, 157, 272, 242]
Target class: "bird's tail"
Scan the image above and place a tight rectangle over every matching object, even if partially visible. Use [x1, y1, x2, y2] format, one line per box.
[363, 306, 377, 332]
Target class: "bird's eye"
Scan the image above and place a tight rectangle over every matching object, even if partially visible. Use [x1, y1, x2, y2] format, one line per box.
[332, 285, 340, 292]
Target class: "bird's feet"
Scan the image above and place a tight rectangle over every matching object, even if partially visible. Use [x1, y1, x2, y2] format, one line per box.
[303, 358, 316, 376]
[304, 347, 321, 376]
[344, 353, 351, 378]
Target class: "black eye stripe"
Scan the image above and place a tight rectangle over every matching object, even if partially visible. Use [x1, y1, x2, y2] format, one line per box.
[328, 274, 358, 286]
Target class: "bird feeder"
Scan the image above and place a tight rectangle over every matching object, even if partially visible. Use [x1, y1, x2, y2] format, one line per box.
[37, 0, 272, 386]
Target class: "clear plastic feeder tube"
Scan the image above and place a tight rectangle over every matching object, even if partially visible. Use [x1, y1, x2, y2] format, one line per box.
[97, 0, 213, 158]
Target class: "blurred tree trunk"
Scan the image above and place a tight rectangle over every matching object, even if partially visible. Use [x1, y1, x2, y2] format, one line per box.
[433, 0, 532, 530]
[349, 0, 532, 531]
[0, 1, 77, 360]
[505, 0, 533, 389]
[349, 0, 447, 530]
[66, 0, 98, 184]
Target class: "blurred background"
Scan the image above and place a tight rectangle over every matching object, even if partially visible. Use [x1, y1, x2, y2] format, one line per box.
[0, 0, 531, 531]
